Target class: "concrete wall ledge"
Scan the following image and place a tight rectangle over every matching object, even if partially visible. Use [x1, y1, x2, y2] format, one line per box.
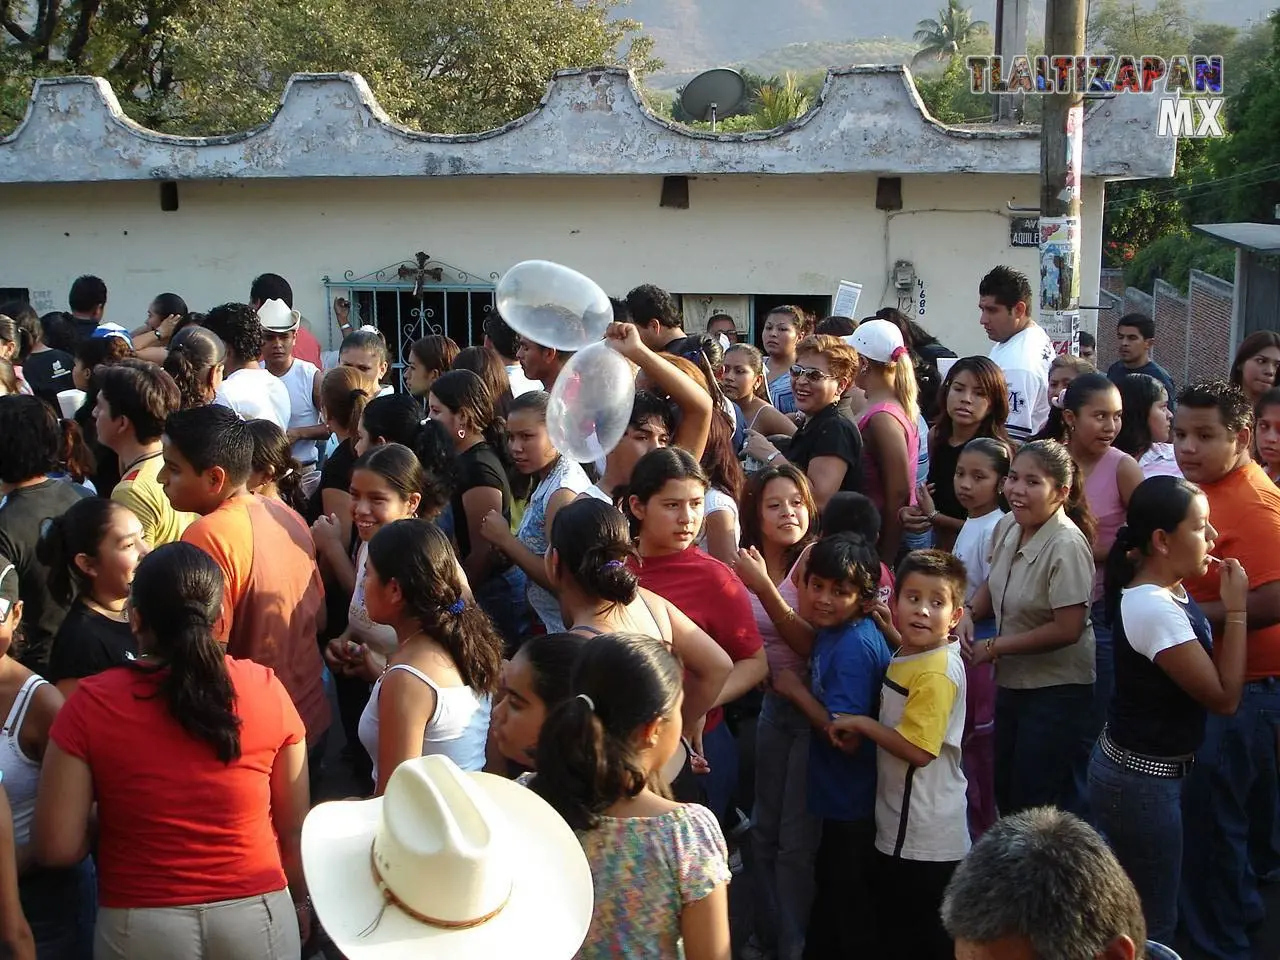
[0, 66, 1176, 183]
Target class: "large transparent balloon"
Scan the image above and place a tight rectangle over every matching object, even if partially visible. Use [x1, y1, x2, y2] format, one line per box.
[495, 260, 613, 352]
[547, 342, 636, 463]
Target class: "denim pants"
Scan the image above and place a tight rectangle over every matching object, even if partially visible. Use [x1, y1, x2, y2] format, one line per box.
[20, 858, 96, 960]
[1087, 742, 1187, 946]
[995, 683, 1096, 815]
[1074, 597, 1114, 818]
[95, 889, 299, 960]
[699, 719, 739, 823]
[965, 619, 998, 840]
[1180, 678, 1280, 960]
[750, 693, 821, 960]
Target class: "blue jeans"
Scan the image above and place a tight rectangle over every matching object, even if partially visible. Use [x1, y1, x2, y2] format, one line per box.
[1074, 598, 1113, 817]
[750, 693, 820, 960]
[699, 719, 739, 823]
[1087, 742, 1186, 945]
[20, 857, 96, 959]
[1180, 678, 1280, 960]
[995, 683, 1095, 815]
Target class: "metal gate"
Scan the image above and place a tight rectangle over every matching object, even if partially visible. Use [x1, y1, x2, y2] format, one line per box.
[1240, 251, 1280, 340]
[322, 254, 499, 391]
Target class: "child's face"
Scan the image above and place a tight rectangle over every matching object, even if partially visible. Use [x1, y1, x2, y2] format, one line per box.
[158, 438, 219, 515]
[800, 572, 865, 629]
[1257, 403, 1280, 469]
[1064, 385, 1122, 456]
[946, 369, 992, 431]
[1148, 391, 1173, 445]
[894, 572, 962, 648]
[631, 478, 705, 553]
[954, 450, 1002, 516]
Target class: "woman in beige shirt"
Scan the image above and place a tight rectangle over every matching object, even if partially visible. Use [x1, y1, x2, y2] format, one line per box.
[958, 439, 1098, 815]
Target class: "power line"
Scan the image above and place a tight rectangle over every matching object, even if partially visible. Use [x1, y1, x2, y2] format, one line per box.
[1103, 161, 1280, 210]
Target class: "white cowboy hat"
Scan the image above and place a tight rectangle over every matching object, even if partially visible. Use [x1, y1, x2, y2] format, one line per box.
[257, 297, 300, 333]
[302, 754, 593, 960]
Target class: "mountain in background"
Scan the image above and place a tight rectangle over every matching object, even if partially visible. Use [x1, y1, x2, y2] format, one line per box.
[625, 0, 1276, 87]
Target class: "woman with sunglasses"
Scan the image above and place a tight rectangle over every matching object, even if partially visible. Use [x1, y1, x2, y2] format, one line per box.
[743, 335, 863, 510]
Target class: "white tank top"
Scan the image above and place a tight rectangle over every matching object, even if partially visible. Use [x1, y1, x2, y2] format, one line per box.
[349, 543, 399, 654]
[276, 358, 321, 465]
[358, 663, 491, 784]
[0, 675, 47, 846]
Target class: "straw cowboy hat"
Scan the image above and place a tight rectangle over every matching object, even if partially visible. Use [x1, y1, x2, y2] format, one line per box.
[256, 297, 301, 333]
[302, 754, 593, 960]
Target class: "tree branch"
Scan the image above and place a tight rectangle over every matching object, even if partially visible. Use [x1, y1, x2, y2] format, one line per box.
[66, 0, 102, 65]
[0, 0, 32, 44]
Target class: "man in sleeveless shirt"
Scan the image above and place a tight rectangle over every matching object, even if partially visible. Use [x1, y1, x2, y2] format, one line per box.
[259, 299, 325, 472]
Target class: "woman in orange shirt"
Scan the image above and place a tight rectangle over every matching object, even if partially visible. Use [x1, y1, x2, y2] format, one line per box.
[35, 542, 310, 959]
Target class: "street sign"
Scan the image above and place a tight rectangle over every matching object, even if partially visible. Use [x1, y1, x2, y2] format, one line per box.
[1010, 216, 1039, 247]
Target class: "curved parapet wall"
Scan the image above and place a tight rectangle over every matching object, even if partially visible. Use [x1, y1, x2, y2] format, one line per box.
[0, 66, 1175, 183]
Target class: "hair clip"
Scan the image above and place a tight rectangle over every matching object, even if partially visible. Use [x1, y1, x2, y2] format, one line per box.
[447, 598, 465, 615]
[603, 560, 625, 570]
[576, 693, 595, 712]
[419, 418, 428, 426]
[279, 468, 294, 480]
[890, 345, 908, 361]
[1050, 389, 1067, 410]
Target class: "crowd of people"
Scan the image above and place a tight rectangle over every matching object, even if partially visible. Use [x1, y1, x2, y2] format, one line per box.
[0, 265, 1275, 960]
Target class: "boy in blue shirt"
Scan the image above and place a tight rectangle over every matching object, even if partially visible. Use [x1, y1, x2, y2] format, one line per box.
[771, 532, 891, 958]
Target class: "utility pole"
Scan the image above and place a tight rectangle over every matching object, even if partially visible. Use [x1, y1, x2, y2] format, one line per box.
[1038, 0, 1087, 356]
[995, 0, 1030, 123]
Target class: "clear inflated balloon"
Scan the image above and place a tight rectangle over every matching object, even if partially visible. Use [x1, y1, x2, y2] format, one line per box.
[547, 342, 636, 463]
[495, 260, 613, 352]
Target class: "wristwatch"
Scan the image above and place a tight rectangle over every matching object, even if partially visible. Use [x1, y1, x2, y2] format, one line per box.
[766, 451, 780, 463]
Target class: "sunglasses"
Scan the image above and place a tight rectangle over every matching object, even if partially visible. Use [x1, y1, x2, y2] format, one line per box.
[790, 364, 837, 384]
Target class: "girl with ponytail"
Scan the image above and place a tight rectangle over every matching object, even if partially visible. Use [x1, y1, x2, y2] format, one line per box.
[428, 369, 524, 645]
[36, 543, 311, 957]
[850, 319, 921, 562]
[530, 633, 731, 959]
[40, 498, 148, 697]
[163, 326, 226, 409]
[1091, 476, 1248, 943]
[353, 519, 503, 794]
[956, 438, 1099, 816]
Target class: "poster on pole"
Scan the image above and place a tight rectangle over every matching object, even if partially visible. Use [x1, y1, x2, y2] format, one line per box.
[1039, 216, 1081, 356]
[833, 280, 862, 319]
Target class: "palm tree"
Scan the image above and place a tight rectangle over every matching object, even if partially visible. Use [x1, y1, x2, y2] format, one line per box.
[912, 0, 990, 64]
[754, 73, 811, 128]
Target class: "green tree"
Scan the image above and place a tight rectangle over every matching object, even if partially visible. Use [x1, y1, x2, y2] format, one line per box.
[912, 0, 989, 65]
[754, 72, 810, 127]
[1087, 0, 1194, 54]
[0, 0, 659, 135]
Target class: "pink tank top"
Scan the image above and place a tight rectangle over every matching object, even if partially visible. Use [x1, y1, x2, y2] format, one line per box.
[1085, 445, 1127, 601]
[858, 402, 919, 513]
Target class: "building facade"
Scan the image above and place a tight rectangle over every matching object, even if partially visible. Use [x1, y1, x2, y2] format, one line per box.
[0, 66, 1175, 374]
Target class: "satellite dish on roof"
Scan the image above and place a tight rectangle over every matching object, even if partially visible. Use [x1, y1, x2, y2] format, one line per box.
[680, 68, 746, 132]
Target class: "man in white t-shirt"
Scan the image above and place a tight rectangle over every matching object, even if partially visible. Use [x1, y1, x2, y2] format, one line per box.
[980, 266, 1054, 443]
[203, 303, 291, 429]
[483, 314, 542, 397]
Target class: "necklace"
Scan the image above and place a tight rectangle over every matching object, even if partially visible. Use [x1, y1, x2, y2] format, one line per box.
[83, 597, 129, 623]
[119, 449, 163, 477]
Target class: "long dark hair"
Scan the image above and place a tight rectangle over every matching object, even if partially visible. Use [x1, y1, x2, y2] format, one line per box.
[1014, 439, 1098, 544]
[429, 369, 512, 473]
[321, 366, 374, 439]
[164, 326, 225, 409]
[37, 497, 127, 604]
[1036, 370, 1115, 443]
[246, 419, 307, 515]
[549, 499, 640, 605]
[625, 447, 709, 521]
[129, 543, 242, 764]
[933, 356, 1011, 448]
[1113, 373, 1167, 460]
[740, 464, 816, 566]
[453, 346, 513, 417]
[520, 632, 590, 712]
[1230, 330, 1280, 394]
[532, 633, 684, 831]
[1103, 476, 1203, 623]
[365, 519, 503, 695]
[358, 399, 458, 516]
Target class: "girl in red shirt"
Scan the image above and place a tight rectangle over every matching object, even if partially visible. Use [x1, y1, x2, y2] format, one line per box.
[35, 542, 310, 958]
[627, 447, 767, 821]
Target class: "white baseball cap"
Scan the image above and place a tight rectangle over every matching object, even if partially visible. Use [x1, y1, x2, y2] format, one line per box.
[847, 318, 908, 364]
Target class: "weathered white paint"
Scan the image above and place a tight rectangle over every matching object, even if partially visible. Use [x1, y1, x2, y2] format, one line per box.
[0, 172, 1105, 359]
[0, 68, 1174, 183]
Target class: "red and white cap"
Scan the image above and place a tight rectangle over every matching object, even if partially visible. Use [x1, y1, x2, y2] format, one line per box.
[847, 319, 908, 364]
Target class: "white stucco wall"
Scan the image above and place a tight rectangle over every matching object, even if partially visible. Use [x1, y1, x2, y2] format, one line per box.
[0, 172, 1105, 359]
